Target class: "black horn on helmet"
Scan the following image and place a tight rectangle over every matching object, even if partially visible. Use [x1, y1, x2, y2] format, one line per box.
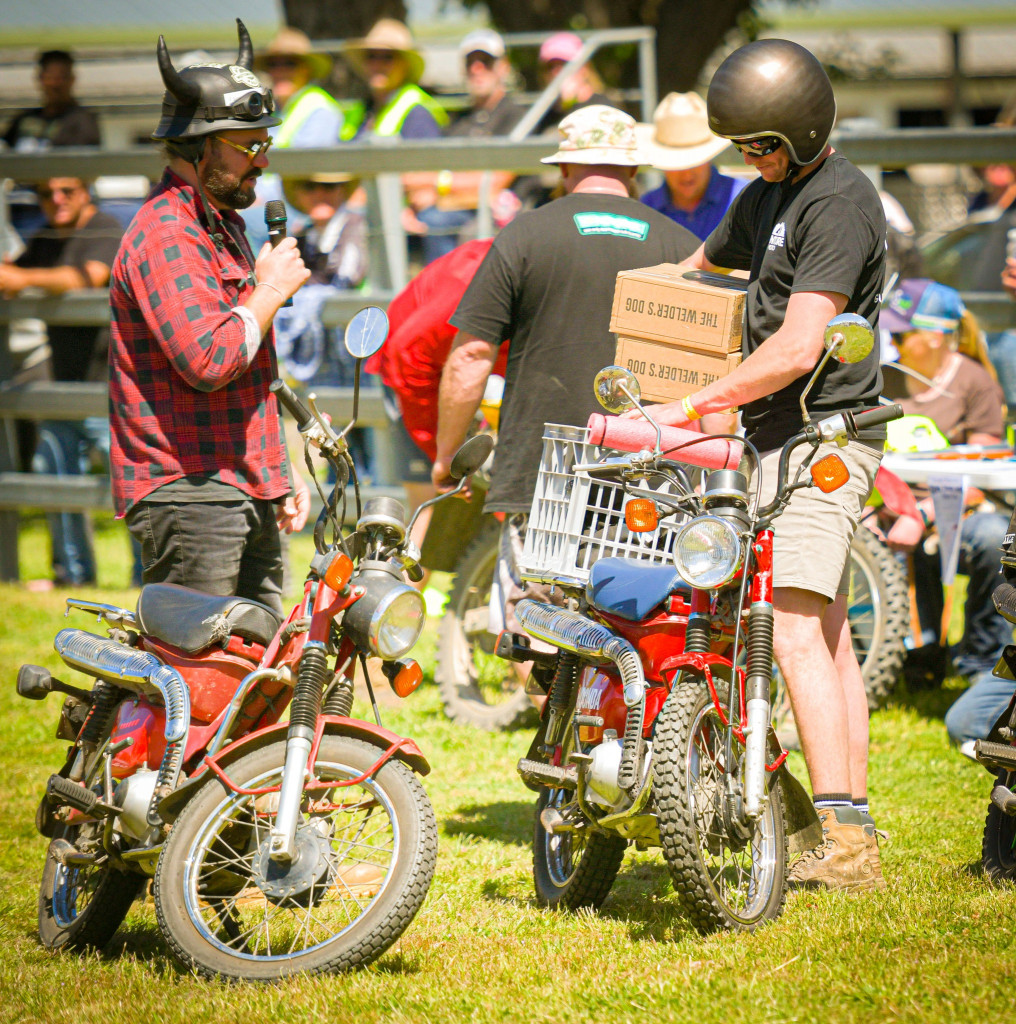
[152, 18, 281, 140]
[706, 39, 836, 167]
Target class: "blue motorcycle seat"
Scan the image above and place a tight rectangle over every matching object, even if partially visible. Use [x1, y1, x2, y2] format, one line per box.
[586, 558, 691, 622]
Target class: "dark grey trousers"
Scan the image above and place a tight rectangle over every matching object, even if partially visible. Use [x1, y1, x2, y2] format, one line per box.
[126, 498, 284, 617]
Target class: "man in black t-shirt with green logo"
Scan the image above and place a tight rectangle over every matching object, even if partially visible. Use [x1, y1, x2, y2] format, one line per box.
[644, 40, 889, 893]
[433, 103, 699, 662]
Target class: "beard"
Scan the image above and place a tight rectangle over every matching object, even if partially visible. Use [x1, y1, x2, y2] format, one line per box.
[202, 156, 259, 210]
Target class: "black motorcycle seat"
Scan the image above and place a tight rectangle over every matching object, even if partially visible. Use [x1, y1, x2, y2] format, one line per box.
[586, 558, 691, 622]
[135, 583, 281, 654]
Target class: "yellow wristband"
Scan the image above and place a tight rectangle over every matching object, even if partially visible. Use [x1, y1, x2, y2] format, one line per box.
[436, 169, 453, 196]
[682, 394, 702, 421]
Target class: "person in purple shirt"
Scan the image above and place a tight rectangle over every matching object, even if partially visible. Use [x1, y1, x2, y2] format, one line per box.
[636, 92, 749, 240]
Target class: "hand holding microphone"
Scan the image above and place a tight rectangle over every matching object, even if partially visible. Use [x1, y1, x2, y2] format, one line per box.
[255, 200, 309, 307]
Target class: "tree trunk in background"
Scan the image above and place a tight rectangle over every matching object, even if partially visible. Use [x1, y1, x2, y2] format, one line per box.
[281, 0, 407, 41]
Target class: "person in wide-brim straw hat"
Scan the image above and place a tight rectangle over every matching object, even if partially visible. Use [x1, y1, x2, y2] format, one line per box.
[254, 26, 333, 83]
[540, 103, 643, 167]
[636, 92, 748, 240]
[341, 18, 425, 85]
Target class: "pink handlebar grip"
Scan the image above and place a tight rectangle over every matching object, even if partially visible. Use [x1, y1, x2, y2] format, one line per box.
[587, 414, 743, 471]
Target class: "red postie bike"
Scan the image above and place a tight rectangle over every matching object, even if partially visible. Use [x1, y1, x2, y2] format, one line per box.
[500, 313, 901, 931]
[18, 307, 493, 981]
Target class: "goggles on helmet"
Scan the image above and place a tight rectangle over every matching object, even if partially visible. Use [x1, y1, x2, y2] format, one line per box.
[731, 135, 782, 156]
[195, 89, 276, 123]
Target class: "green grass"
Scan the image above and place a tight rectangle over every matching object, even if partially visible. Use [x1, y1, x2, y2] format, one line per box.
[2, 515, 1016, 1022]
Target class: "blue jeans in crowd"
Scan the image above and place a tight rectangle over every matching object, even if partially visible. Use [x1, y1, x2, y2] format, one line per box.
[33, 419, 103, 585]
[945, 672, 1016, 745]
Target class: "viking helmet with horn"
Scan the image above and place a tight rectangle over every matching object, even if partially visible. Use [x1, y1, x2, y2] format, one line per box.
[152, 19, 281, 140]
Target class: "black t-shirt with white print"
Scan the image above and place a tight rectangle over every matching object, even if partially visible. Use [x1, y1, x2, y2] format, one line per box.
[705, 151, 887, 452]
[452, 192, 698, 513]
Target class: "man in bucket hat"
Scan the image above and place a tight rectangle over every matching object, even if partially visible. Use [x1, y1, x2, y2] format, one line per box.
[637, 92, 748, 240]
[108, 19, 311, 616]
[431, 106, 699, 646]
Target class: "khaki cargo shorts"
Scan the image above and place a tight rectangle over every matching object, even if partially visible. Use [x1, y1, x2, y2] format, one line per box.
[752, 438, 883, 601]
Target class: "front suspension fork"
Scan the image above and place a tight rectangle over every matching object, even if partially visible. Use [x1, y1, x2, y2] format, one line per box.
[270, 640, 331, 862]
[742, 529, 775, 820]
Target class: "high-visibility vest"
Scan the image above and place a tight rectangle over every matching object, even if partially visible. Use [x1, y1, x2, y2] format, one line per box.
[275, 85, 343, 148]
[339, 84, 448, 141]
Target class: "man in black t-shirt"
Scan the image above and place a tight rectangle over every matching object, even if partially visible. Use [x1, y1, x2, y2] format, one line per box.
[433, 104, 698, 651]
[434, 104, 698, 510]
[0, 176, 123, 587]
[639, 41, 889, 892]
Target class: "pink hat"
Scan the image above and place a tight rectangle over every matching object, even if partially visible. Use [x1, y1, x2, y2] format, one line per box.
[539, 32, 583, 65]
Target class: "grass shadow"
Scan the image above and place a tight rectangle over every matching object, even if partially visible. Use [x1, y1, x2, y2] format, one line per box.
[443, 800, 532, 846]
[883, 677, 967, 723]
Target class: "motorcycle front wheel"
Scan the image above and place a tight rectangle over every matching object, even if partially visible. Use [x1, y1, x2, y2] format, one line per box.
[982, 772, 1016, 882]
[532, 787, 626, 910]
[436, 520, 533, 731]
[153, 735, 437, 981]
[654, 676, 788, 933]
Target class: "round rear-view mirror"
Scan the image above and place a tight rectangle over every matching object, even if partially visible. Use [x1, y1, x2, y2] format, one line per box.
[344, 306, 389, 360]
[450, 434, 494, 480]
[823, 313, 874, 364]
[594, 365, 642, 413]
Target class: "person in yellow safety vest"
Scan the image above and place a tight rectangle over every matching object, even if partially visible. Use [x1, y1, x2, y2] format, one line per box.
[254, 27, 344, 147]
[339, 19, 447, 142]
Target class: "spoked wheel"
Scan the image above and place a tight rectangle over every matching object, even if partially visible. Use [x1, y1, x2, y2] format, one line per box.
[436, 520, 533, 730]
[654, 676, 787, 933]
[154, 736, 437, 981]
[982, 771, 1016, 882]
[38, 818, 146, 951]
[532, 787, 626, 910]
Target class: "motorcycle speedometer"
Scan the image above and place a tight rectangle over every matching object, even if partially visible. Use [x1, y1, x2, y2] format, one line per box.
[673, 515, 743, 589]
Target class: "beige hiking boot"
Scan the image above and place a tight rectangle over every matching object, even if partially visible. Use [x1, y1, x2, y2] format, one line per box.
[788, 806, 884, 892]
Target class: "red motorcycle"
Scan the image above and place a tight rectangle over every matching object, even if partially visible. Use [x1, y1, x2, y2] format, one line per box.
[500, 314, 901, 931]
[19, 307, 493, 981]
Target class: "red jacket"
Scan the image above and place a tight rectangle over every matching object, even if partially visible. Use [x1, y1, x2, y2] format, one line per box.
[367, 239, 508, 461]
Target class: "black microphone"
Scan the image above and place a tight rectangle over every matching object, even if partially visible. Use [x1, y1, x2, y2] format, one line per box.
[264, 200, 287, 248]
[262, 200, 292, 306]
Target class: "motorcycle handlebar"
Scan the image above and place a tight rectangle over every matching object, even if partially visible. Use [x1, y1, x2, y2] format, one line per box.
[849, 403, 904, 432]
[586, 414, 743, 471]
[269, 378, 314, 433]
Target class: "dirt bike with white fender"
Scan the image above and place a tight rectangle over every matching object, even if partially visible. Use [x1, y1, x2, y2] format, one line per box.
[19, 307, 493, 981]
[498, 314, 902, 931]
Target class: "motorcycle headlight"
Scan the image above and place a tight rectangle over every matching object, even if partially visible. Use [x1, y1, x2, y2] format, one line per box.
[673, 515, 743, 589]
[343, 569, 426, 659]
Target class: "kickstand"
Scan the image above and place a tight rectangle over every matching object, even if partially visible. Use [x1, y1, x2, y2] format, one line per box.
[359, 652, 383, 727]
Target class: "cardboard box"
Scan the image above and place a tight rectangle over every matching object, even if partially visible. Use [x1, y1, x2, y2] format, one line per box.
[610, 265, 747, 355]
[614, 335, 742, 404]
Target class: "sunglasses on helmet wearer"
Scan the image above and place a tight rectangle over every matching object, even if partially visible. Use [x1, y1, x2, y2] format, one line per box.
[465, 51, 497, 70]
[731, 136, 782, 156]
[215, 134, 274, 160]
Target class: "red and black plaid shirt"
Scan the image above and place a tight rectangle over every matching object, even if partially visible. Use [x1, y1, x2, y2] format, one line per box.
[109, 169, 289, 516]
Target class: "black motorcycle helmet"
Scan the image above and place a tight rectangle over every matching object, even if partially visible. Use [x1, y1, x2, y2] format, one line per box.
[706, 39, 836, 167]
[152, 18, 281, 142]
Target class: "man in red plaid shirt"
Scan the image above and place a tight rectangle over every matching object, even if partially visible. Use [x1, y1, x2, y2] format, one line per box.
[109, 21, 311, 615]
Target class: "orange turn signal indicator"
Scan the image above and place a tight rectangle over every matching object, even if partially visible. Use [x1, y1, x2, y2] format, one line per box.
[323, 551, 354, 591]
[811, 453, 850, 493]
[389, 658, 423, 698]
[625, 497, 659, 533]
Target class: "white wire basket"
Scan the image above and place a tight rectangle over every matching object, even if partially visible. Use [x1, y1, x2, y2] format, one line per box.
[518, 423, 690, 588]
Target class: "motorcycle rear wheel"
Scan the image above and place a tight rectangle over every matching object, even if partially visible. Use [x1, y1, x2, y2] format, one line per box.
[437, 519, 533, 731]
[982, 772, 1016, 882]
[38, 821, 146, 951]
[153, 736, 437, 981]
[654, 676, 788, 933]
[532, 787, 626, 910]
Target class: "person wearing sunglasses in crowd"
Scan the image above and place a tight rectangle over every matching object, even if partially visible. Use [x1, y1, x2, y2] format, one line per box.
[403, 29, 527, 264]
[107, 21, 311, 617]
[0, 176, 124, 590]
[339, 19, 447, 142]
[634, 40, 889, 893]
